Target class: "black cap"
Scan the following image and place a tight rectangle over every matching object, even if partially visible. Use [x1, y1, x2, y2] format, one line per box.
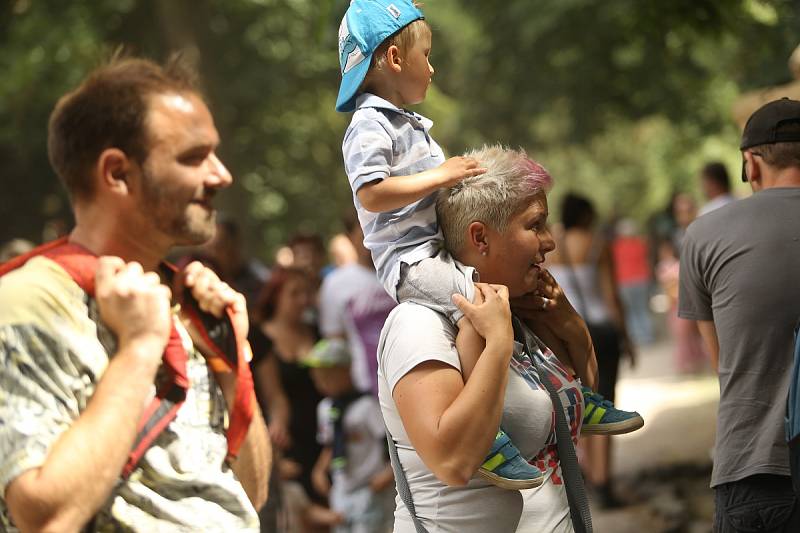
[740, 97, 800, 150]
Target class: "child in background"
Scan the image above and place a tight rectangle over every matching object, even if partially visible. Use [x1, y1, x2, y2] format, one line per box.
[336, 0, 543, 490]
[307, 339, 395, 533]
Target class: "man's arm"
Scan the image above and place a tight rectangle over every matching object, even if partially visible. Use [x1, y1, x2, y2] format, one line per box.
[697, 320, 720, 373]
[5, 258, 171, 532]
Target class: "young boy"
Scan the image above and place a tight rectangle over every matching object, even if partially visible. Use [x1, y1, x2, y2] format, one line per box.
[306, 339, 395, 533]
[336, 0, 643, 491]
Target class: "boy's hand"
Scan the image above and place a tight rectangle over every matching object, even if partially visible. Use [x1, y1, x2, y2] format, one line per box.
[435, 156, 487, 187]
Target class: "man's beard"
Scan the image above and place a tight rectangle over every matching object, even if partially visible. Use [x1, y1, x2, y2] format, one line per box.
[140, 168, 216, 246]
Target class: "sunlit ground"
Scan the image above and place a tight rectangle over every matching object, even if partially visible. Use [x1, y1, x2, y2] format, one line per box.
[592, 338, 719, 532]
[613, 341, 719, 475]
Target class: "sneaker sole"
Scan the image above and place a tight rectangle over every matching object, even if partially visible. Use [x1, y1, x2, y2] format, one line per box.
[582, 415, 644, 435]
[477, 468, 544, 490]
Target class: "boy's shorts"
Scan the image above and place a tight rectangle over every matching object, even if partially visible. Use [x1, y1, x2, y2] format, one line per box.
[396, 249, 478, 325]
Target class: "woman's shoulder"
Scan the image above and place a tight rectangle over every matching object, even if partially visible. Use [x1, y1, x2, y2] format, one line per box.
[379, 303, 459, 377]
[383, 302, 456, 335]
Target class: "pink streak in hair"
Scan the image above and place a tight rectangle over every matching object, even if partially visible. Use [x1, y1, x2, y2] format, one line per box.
[518, 155, 553, 191]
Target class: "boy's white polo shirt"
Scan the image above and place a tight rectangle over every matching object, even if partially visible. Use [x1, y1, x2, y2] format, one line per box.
[342, 93, 446, 300]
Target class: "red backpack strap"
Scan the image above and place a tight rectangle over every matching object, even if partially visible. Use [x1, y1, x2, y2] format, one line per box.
[180, 292, 255, 462]
[122, 332, 188, 478]
[1, 237, 190, 479]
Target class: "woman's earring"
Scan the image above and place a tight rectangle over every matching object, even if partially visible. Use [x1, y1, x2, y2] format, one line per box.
[481, 250, 488, 256]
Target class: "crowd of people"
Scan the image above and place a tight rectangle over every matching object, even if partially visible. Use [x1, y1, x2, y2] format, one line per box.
[1, 0, 800, 532]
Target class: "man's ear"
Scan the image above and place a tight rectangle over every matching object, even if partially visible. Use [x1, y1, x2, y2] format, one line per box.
[95, 148, 133, 195]
[385, 44, 403, 73]
[743, 151, 762, 185]
[467, 221, 489, 256]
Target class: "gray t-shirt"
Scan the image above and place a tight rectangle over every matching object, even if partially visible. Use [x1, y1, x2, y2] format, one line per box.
[678, 187, 800, 487]
[378, 303, 580, 532]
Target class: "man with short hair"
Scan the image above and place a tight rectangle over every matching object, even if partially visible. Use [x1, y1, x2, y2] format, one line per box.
[679, 98, 800, 531]
[0, 57, 270, 531]
[697, 161, 736, 216]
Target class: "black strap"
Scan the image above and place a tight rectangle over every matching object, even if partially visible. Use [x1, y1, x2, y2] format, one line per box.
[386, 426, 429, 533]
[513, 316, 593, 533]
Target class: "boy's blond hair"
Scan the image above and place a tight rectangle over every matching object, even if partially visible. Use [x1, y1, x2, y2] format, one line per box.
[359, 18, 430, 93]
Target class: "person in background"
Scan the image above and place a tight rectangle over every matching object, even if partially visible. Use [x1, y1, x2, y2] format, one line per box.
[670, 192, 697, 252]
[697, 161, 736, 217]
[656, 238, 708, 374]
[202, 217, 271, 314]
[328, 233, 358, 268]
[253, 266, 339, 532]
[289, 232, 330, 287]
[547, 192, 637, 508]
[612, 218, 654, 345]
[308, 339, 394, 533]
[319, 212, 396, 397]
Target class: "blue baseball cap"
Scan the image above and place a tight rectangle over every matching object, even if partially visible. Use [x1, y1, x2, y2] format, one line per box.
[336, 0, 424, 112]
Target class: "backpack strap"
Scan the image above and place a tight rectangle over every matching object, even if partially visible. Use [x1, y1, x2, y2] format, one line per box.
[0, 238, 254, 471]
[173, 269, 254, 463]
[385, 425, 429, 533]
[512, 316, 593, 533]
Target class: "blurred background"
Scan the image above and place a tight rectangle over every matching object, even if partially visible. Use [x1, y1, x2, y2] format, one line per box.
[1, 0, 798, 254]
[2, 1, 800, 531]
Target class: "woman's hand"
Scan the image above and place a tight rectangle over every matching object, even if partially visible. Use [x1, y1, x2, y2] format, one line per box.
[452, 283, 513, 353]
[511, 268, 579, 328]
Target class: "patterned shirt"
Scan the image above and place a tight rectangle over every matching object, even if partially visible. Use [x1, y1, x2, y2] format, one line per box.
[0, 257, 258, 532]
[508, 340, 584, 480]
[342, 93, 446, 299]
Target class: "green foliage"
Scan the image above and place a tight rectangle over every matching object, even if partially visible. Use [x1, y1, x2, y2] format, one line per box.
[1, 0, 798, 257]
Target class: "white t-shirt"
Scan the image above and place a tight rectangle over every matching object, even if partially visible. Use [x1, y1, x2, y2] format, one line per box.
[378, 303, 583, 533]
[317, 394, 388, 494]
[698, 193, 736, 217]
[319, 263, 396, 395]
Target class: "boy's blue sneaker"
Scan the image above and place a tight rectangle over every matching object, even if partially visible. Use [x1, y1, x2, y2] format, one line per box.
[478, 430, 544, 490]
[581, 386, 644, 435]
